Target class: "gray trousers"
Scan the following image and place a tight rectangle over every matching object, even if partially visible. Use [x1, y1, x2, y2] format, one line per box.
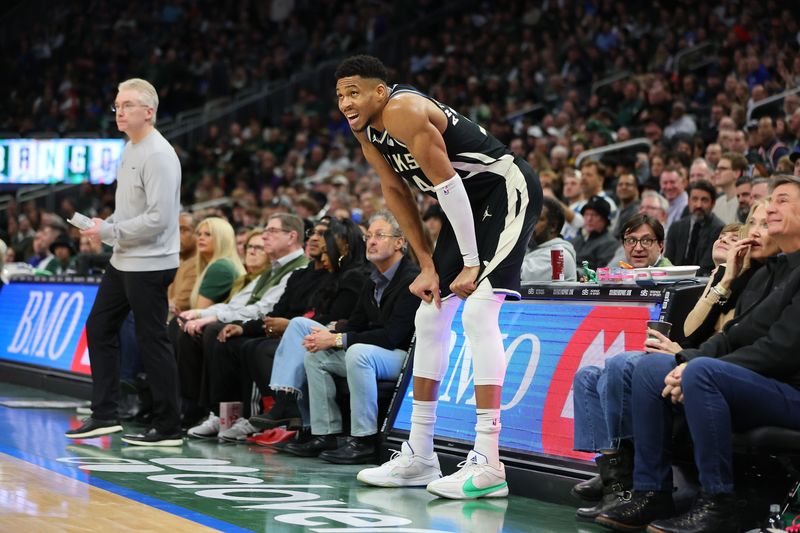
[303, 343, 407, 437]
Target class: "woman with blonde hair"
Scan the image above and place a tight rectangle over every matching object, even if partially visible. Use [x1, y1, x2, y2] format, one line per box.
[189, 217, 244, 309]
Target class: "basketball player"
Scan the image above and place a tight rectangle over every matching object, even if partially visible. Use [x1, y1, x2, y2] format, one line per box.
[336, 55, 541, 499]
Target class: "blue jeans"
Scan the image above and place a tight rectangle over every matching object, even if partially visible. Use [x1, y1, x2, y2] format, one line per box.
[632, 355, 800, 493]
[269, 316, 323, 424]
[304, 344, 406, 436]
[573, 351, 644, 452]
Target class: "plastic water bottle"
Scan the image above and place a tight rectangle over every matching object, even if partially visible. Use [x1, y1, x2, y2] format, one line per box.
[764, 503, 785, 531]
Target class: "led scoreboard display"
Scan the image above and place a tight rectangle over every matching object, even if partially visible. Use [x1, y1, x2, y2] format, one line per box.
[0, 138, 124, 185]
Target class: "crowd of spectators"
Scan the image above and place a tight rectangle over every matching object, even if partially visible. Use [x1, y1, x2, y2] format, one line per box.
[2, 0, 800, 282]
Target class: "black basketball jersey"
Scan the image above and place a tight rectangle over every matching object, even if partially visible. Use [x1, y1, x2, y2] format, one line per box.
[366, 84, 516, 201]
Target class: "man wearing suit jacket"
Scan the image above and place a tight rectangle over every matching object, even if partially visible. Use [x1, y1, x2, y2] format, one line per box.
[664, 179, 725, 276]
[596, 175, 800, 532]
[285, 210, 421, 463]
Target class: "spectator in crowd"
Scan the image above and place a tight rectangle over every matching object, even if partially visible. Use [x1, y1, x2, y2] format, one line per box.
[560, 169, 587, 241]
[65, 78, 183, 447]
[572, 202, 775, 522]
[659, 167, 688, 230]
[245, 219, 369, 434]
[43, 234, 77, 275]
[750, 177, 770, 204]
[665, 180, 725, 276]
[637, 191, 669, 231]
[421, 204, 445, 248]
[597, 175, 800, 533]
[619, 215, 672, 269]
[573, 196, 617, 274]
[178, 216, 307, 431]
[688, 158, 713, 184]
[711, 152, 748, 224]
[285, 211, 420, 463]
[521, 196, 577, 282]
[704, 143, 722, 169]
[790, 147, 800, 176]
[756, 116, 789, 171]
[580, 160, 617, 215]
[167, 213, 198, 317]
[188, 217, 245, 309]
[735, 176, 753, 223]
[26, 222, 64, 269]
[193, 218, 335, 440]
[611, 173, 640, 238]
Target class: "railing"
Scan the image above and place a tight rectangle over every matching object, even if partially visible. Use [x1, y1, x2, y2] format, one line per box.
[673, 42, 717, 75]
[746, 85, 800, 122]
[575, 138, 652, 168]
[592, 70, 631, 95]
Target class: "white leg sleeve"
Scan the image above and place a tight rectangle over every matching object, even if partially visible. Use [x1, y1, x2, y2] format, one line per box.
[411, 296, 461, 382]
[462, 280, 507, 386]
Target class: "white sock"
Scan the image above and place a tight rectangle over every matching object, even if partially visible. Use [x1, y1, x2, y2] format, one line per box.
[474, 408, 501, 468]
[408, 399, 437, 457]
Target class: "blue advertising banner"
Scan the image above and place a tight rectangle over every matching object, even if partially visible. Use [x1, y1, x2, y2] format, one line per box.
[0, 282, 97, 375]
[392, 299, 660, 460]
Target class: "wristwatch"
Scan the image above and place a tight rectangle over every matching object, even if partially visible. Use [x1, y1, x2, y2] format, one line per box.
[335, 333, 343, 349]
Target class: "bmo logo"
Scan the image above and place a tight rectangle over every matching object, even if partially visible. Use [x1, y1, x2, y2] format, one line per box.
[0, 283, 97, 372]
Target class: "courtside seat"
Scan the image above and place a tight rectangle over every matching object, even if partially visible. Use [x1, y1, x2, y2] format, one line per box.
[733, 426, 800, 529]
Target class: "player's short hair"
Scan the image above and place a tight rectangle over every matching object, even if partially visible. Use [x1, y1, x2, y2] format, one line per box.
[335, 55, 388, 83]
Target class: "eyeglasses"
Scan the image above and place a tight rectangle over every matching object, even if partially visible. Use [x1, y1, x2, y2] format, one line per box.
[623, 237, 657, 248]
[245, 244, 266, 252]
[305, 228, 327, 238]
[362, 232, 400, 242]
[263, 227, 291, 235]
[715, 165, 732, 172]
[110, 103, 151, 114]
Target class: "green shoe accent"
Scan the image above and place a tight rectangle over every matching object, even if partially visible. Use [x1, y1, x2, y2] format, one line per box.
[462, 477, 508, 498]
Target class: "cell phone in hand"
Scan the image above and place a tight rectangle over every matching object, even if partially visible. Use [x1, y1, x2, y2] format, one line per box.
[67, 212, 95, 230]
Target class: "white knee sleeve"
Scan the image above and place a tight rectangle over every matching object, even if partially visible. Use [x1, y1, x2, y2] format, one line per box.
[462, 280, 506, 386]
[412, 297, 461, 382]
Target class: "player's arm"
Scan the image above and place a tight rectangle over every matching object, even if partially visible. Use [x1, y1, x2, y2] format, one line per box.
[384, 97, 480, 298]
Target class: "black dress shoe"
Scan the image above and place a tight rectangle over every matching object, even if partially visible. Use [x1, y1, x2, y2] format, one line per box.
[577, 489, 633, 521]
[595, 490, 675, 532]
[318, 437, 377, 464]
[65, 418, 123, 439]
[646, 492, 739, 533]
[572, 474, 603, 501]
[121, 427, 183, 447]
[283, 435, 339, 457]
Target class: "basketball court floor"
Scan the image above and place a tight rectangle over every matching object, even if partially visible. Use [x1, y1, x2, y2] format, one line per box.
[0, 382, 605, 532]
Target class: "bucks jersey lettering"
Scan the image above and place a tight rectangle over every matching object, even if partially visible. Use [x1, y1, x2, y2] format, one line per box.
[367, 85, 516, 200]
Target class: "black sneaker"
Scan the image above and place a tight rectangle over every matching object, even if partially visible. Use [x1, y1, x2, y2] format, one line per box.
[65, 418, 123, 439]
[121, 427, 183, 447]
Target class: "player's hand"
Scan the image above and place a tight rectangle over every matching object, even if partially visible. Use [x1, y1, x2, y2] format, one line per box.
[410, 267, 441, 309]
[450, 265, 480, 300]
[217, 324, 243, 343]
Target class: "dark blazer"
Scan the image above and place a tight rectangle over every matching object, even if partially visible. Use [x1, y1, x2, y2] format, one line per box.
[664, 213, 725, 276]
[677, 251, 800, 389]
[337, 255, 421, 352]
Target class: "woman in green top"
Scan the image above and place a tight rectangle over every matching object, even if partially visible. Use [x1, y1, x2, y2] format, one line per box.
[189, 217, 245, 309]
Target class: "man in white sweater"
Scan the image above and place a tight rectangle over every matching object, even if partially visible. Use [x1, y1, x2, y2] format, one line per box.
[66, 78, 183, 446]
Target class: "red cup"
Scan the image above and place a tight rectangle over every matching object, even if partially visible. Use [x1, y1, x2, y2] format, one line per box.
[551, 248, 564, 281]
